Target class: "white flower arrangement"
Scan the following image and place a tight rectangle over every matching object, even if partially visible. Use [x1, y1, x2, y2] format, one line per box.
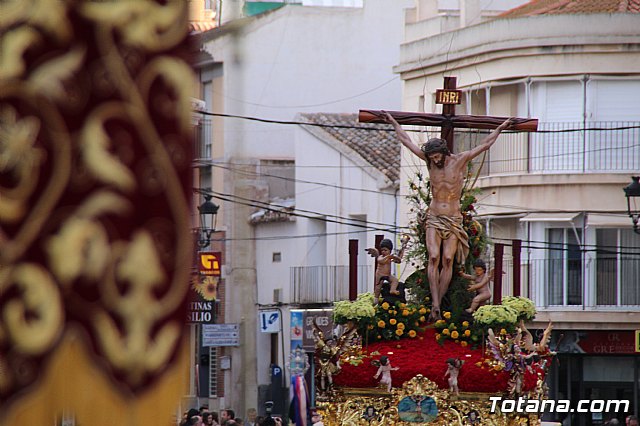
[501, 296, 536, 321]
[333, 293, 376, 323]
[473, 304, 518, 327]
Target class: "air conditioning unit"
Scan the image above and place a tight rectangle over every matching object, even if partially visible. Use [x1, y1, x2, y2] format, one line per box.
[273, 288, 282, 304]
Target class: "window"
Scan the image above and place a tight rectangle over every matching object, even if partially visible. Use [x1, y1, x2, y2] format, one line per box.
[272, 252, 282, 263]
[547, 228, 582, 306]
[260, 160, 295, 201]
[201, 81, 213, 159]
[596, 229, 640, 306]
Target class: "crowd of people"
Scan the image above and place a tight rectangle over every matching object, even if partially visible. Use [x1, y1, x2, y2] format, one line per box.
[179, 407, 254, 426]
[178, 406, 324, 426]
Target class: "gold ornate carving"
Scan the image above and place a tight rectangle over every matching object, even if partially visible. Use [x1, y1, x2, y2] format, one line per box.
[318, 375, 539, 426]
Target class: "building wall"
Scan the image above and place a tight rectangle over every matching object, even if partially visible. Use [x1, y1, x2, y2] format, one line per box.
[199, 0, 413, 414]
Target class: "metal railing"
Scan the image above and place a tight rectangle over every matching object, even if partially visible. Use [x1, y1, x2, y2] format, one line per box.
[527, 257, 640, 308]
[290, 265, 369, 304]
[467, 121, 640, 176]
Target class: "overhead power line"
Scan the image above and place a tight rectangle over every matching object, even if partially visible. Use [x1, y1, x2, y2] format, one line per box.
[197, 110, 640, 133]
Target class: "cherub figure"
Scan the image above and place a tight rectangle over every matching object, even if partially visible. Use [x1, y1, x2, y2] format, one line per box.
[373, 355, 399, 392]
[312, 318, 356, 393]
[445, 358, 464, 396]
[459, 258, 493, 313]
[366, 235, 409, 301]
[519, 320, 555, 356]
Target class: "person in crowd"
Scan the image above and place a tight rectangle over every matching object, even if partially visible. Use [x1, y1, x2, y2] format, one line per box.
[244, 408, 258, 426]
[220, 409, 235, 424]
[202, 411, 219, 425]
[186, 408, 204, 426]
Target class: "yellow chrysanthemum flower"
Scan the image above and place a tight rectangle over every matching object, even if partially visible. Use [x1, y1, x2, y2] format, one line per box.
[464, 330, 471, 337]
[435, 333, 441, 340]
[399, 303, 406, 309]
[409, 330, 417, 338]
[500, 328, 507, 335]
[397, 322, 405, 330]
[461, 341, 468, 347]
[451, 330, 459, 339]
[462, 321, 469, 327]
[419, 308, 427, 315]
[419, 316, 426, 322]
[381, 302, 390, 310]
[443, 311, 451, 319]
[402, 310, 409, 316]
[368, 325, 374, 330]
[389, 318, 397, 325]
[442, 329, 450, 335]
[395, 329, 404, 336]
[378, 320, 386, 328]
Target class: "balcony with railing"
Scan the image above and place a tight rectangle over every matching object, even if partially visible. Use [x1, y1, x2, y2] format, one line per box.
[290, 265, 370, 304]
[455, 121, 640, 176]
[520, 257, 640, 309]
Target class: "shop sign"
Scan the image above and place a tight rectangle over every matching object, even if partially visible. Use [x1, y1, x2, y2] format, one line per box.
[302, 309, 334, 351]
[199, 251, 221, 276]
[551, 330, 636, 354]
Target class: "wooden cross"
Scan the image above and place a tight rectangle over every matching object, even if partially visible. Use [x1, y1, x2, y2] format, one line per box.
[359, 76, 538, 153]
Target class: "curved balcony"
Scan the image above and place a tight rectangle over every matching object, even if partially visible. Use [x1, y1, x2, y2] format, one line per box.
[469, 121, 640, 177]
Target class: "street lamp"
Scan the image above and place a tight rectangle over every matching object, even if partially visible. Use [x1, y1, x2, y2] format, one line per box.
[624, 176, 640, 235]
[198, 194, 219, 248]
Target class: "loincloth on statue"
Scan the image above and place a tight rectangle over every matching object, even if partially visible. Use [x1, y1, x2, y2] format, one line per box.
[425, 214, 470, 265]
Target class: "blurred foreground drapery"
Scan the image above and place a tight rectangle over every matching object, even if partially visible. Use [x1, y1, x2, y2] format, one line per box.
[0, 1, 194, 424]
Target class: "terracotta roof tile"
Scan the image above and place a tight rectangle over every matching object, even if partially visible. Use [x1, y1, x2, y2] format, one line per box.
[189, 21, 218, 33]
[499, 0, 640, 17]
[300, 113, 400, 184]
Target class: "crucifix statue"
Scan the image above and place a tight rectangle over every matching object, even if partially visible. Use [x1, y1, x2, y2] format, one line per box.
[359, 77, 538, 321]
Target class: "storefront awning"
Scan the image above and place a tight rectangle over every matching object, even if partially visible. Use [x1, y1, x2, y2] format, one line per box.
[586, 213, 631, 228]
[519, 212, 579, 222]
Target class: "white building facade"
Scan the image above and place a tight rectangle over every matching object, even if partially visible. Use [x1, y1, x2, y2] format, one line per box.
[193, 0, 412, 416]
[396, 1, 640, 422]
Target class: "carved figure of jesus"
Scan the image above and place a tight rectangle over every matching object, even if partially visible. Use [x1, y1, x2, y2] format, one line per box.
[383, 112, 512, 320]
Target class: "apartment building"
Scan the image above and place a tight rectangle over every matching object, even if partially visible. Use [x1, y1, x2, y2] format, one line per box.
[396, 1, 640, 423]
